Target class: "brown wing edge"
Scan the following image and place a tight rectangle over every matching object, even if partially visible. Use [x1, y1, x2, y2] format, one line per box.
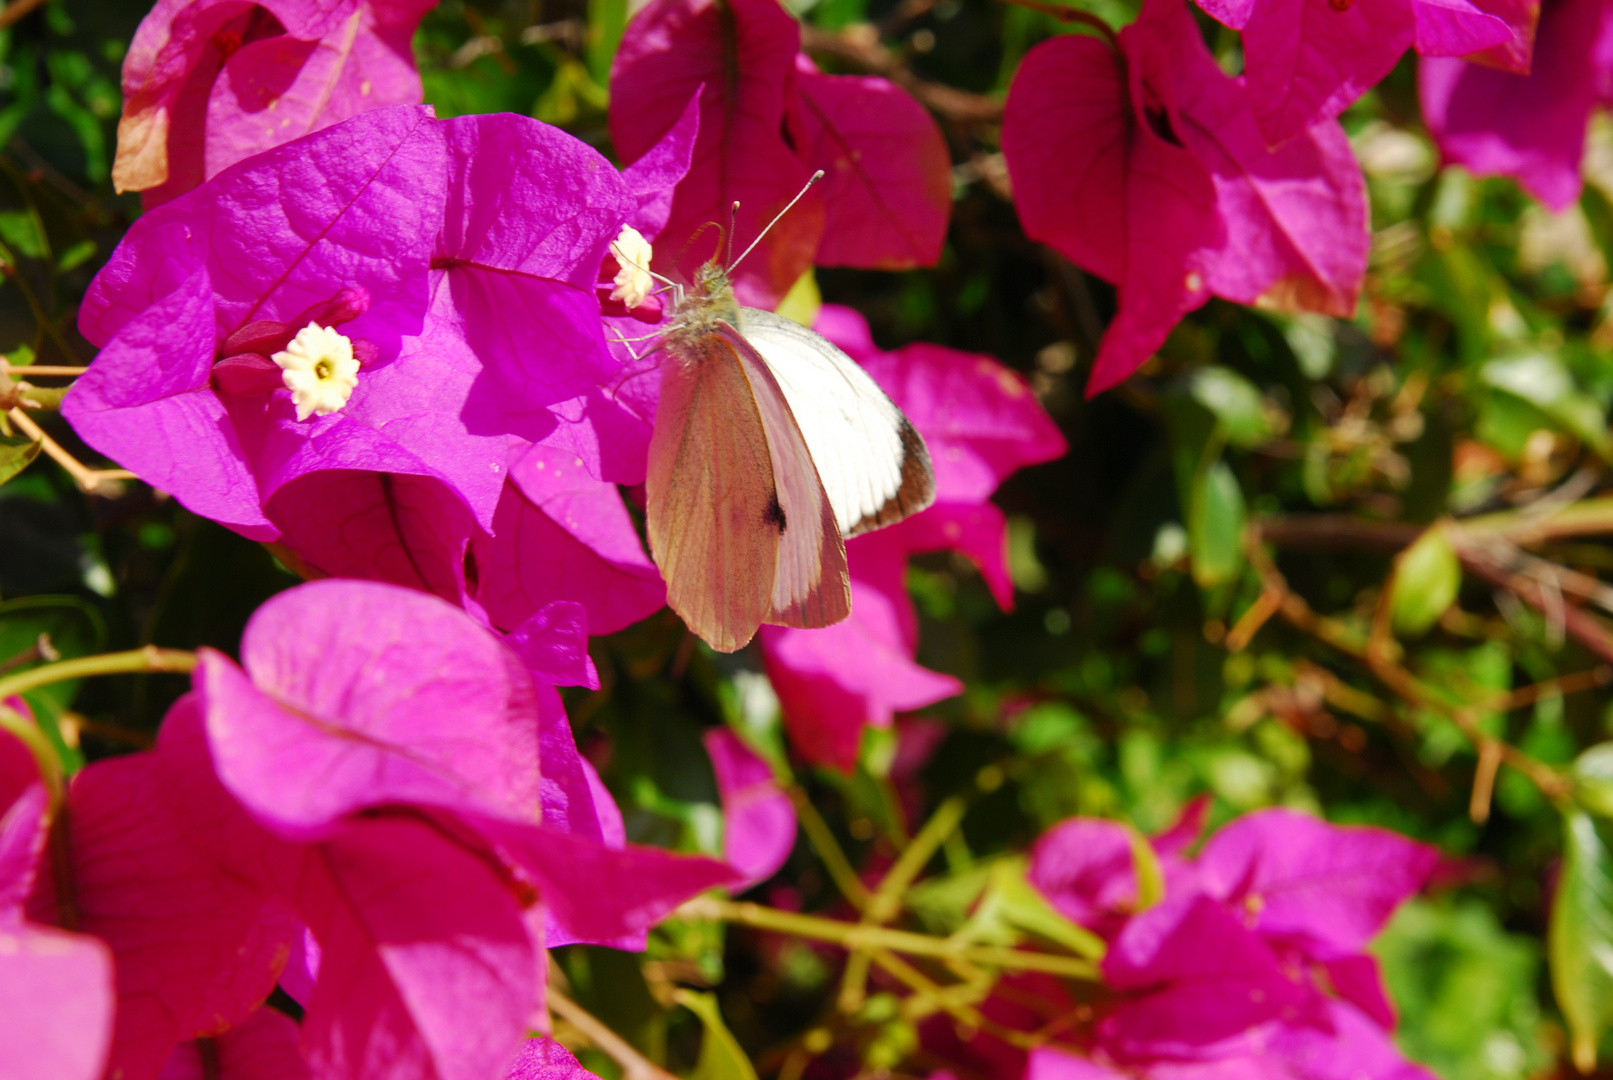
[845, 417, 937, 538]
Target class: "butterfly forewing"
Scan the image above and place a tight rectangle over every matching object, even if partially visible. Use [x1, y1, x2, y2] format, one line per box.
[647, 332, 782, 653]
[716, 324, 851, 631]
[739, 309, 936, 536]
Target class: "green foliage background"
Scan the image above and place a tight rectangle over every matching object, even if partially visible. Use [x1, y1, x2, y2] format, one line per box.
[6, 0, 1613, 1076]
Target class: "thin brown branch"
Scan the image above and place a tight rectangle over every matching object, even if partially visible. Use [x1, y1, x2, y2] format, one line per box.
[0, 0, 51, 31]
[800, 25, 1002, 123]
[548, 989, 677, 1080]
[7, 409, 137, 493]
[1244, 524, 1575, 804]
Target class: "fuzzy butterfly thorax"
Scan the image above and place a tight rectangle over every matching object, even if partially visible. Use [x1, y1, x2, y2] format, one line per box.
[664, 262, 745, 350]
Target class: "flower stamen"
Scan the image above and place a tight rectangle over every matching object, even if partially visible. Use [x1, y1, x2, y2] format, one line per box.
[272, 322, 360, 421]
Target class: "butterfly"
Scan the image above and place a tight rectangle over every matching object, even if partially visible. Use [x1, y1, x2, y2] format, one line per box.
[635, 186, 936, 653]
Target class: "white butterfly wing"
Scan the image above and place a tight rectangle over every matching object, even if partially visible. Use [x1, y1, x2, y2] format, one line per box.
[739, 308, 936, 537]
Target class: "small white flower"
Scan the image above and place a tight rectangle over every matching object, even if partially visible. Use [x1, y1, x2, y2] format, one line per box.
[609, 225, 655, 309]
[272, 322, 360, 421]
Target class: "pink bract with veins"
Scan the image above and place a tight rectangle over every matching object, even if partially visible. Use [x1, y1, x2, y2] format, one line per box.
[114, 0, 435, 206]
[609, 0, 950, 307]
[1194, 0, 1520, 147]
[1003, 0, 1368, 396]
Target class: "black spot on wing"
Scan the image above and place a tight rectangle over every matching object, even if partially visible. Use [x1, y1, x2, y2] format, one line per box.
[765, 494, 787, 534]
[847, 416, 936, 537]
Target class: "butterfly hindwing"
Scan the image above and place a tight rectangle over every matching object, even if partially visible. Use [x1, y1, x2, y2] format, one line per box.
[716, 323, 851, 632]
[739, 309, 936, 536]
[647, 331, 783, 653]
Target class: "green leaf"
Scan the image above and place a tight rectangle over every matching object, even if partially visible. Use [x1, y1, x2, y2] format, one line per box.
[1550, 810, 1613, 1073]
[586, 0, 627, 84]
[0, 596, 106, 772]
[1128, 825, 1164, 912]
[1188, 459, 1246, 588]
[0, 429, 41, 486]
[56, 239, 96, 273]
[1187, 366, 1277, 448]
[675, 990, 758, 1080]
[1375, 897, 1547, 1080]
[0, 210, 46, 260]
[1481, 353, 1611, 459]
[951, 856, 1107, 960]
[1577, 744, 1613, 820]
[1389, 525, 1461, 637]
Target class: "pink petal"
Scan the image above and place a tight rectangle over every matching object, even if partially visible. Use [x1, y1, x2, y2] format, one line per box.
[1101, 893, 1319, 1060]
[792, 61, 950, 269]
[850, 332, 1067, 503]
[0, 784, 49, 918]
[887, 501, 1014, 610]
[1241, 0, 1415, 146]
[1443, 0, 1539, 73]
[202, 580, 544, 834]
[704, 729, 796, 887]
[761, 613, 961, 773]
[1002, 20, 1219, 396]
[622, 91, 702, 240]
[296, 817, 539, 1080]
[473, 451, 666, 637]
[1269, 999, 1438, 1080]
[1026, 817, 1138, 935]
[1171, 33, 1369, 318]
[30, 698, 298, 1080]
[437, 113, 637, 293]
[504, 1038, 605, 1080]
[1001, 33, 1130, 290]
[114, 0, 361, 193]
[0, 721, 41, 819]
[1412, 0, 1518, 57]
[159, 1006, 310, 1080]
[505, 601, 601, 690]
[1420, 0, 1606, 211]
[1323, 954, 1397, 1030]
[63, 263, 277, 540]
[265, 470, 476, 606]
[484, 821, 741, 944]
[0, 923, 115, 1080]
[1025, 1047, 1128, 1080]
[610, 0, 821, 307]
[1195, 808, 1439, 961]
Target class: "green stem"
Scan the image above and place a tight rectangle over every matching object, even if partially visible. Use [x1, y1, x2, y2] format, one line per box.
[0, 646, 198, 703]
[788, 786, 872, 911]
[866, 795, 968, 924]
[0, 703, 63, 802]
[678, 896, 1101, 981]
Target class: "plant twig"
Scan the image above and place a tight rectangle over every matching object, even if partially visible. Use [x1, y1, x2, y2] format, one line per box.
[1243, 526, 1575, 803]
[7, 409, 137, 493]
[0, 0, 51, 32]
[4, 366, 87, 377]
[548, 989, 677, 1080]
[788, 785, 872, 911]
[675, 896, 1101, 980]
[0, 646, 197, 703]
[800, 25, 1003, 123]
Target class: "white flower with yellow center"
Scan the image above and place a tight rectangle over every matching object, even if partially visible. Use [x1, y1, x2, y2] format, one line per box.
[272, 322, 360, 421]
[609, 225, 655, 310]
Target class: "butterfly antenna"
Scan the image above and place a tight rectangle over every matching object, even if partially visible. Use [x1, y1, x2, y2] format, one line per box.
[728, 170, 825, 274]
[727, 201, 740, 267]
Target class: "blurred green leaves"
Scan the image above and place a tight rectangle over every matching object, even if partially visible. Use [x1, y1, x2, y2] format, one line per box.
[1551, 811, 1613, 1072]
[1388, 525, 1461, 637]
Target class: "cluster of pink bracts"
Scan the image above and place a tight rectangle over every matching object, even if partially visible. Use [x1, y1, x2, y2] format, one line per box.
[0, 0, 1579, 1074]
